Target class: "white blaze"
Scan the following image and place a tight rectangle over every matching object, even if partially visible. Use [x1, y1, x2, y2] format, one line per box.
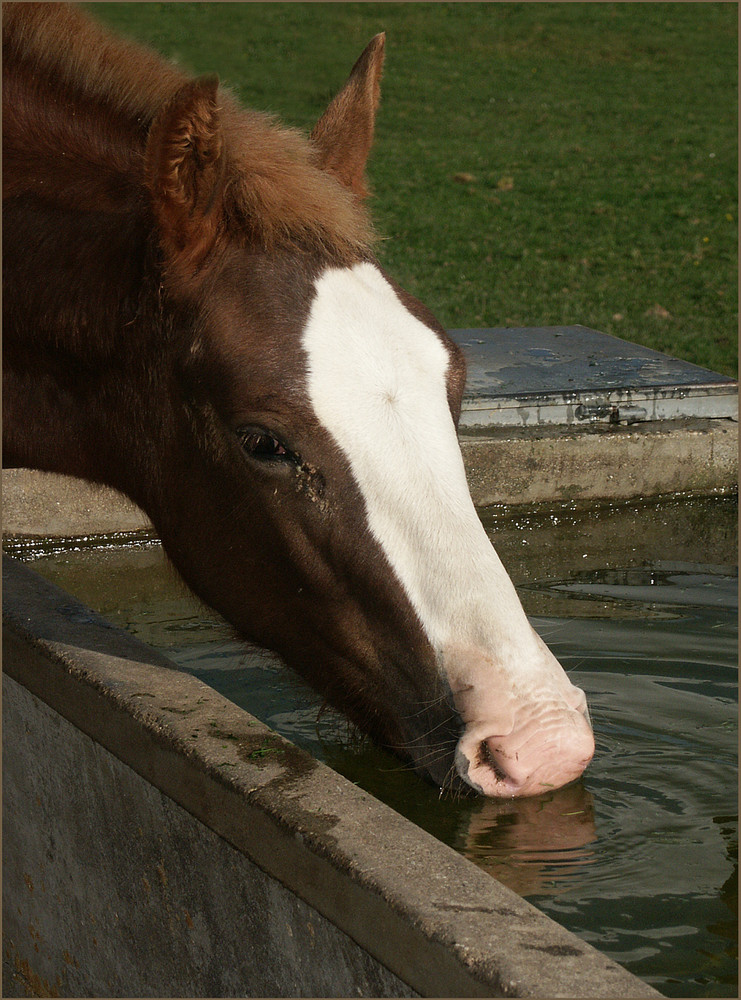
[301, 262, 536, 668]
[302, 262, 595, 797]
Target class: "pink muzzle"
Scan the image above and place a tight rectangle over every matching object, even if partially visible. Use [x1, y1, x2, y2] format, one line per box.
[454, 692, 595, 798]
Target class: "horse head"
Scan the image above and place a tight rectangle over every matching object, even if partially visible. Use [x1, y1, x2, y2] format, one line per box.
[4, 10, 593, 797]
[139, 35, 594, 797]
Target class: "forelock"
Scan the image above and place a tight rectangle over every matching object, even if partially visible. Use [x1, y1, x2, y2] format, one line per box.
[219, 98, 377, 262]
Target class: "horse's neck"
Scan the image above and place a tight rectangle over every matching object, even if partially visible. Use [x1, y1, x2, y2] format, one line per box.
[2, 193, 159, 489]
[1, 6, 181, 494]
[3, 59, 149, 210]
[2, 2, 188, 207]
[2, 3, 185, 128]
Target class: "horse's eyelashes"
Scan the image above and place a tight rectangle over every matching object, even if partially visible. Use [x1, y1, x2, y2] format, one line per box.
[237, 428, 294, 463]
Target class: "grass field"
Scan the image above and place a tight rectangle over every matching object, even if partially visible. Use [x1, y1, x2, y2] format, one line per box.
[88, 2, 738, 376]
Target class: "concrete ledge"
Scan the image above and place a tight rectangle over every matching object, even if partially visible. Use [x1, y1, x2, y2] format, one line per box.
[2, 556, 660, 998]
[3, 419, 736, 539]
[2, 469, 151, 538]
[460, 418, 738, 506]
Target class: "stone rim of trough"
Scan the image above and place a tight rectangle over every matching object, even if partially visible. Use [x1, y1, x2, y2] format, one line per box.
[2, 555, 661, 999]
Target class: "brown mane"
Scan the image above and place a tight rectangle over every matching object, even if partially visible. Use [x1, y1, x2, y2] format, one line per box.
[2, 2, 375, 258]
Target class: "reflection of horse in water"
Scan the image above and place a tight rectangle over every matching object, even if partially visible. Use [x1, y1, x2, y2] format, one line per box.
[458, 785, 597, 895]
[3, 3, 593, 796]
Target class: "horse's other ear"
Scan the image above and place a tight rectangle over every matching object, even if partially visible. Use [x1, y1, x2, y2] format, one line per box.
[311, 33, 385, 198]
[146, 76, 224, 270]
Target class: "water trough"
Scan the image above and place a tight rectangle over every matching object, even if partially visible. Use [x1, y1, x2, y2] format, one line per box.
[4, 553, 667, 999]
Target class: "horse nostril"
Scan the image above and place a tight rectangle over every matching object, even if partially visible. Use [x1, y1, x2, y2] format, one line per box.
[478, 738, 509, 783]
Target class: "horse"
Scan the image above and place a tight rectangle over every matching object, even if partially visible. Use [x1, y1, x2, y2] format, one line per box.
[2, 3, 594, 798]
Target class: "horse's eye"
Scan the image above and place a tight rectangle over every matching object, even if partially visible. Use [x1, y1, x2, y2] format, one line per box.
[237, 427, 293, 462]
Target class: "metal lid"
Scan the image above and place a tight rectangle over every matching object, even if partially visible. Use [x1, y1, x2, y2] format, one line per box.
[452, 325, 738, 427]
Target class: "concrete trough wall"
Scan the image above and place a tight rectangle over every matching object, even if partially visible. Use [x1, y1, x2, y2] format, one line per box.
[2, 556, 661, 998]
[460, 417, 737, 507]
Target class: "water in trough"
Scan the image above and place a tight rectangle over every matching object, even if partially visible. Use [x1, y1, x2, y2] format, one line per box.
[8, 493, 737, 998]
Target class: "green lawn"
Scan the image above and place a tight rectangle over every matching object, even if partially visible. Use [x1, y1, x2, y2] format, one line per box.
[88, 2, 738, 376]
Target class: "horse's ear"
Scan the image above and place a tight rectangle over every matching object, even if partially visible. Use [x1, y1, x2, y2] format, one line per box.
[311, 33, 385, 198]
[146, 76, 224, 269]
